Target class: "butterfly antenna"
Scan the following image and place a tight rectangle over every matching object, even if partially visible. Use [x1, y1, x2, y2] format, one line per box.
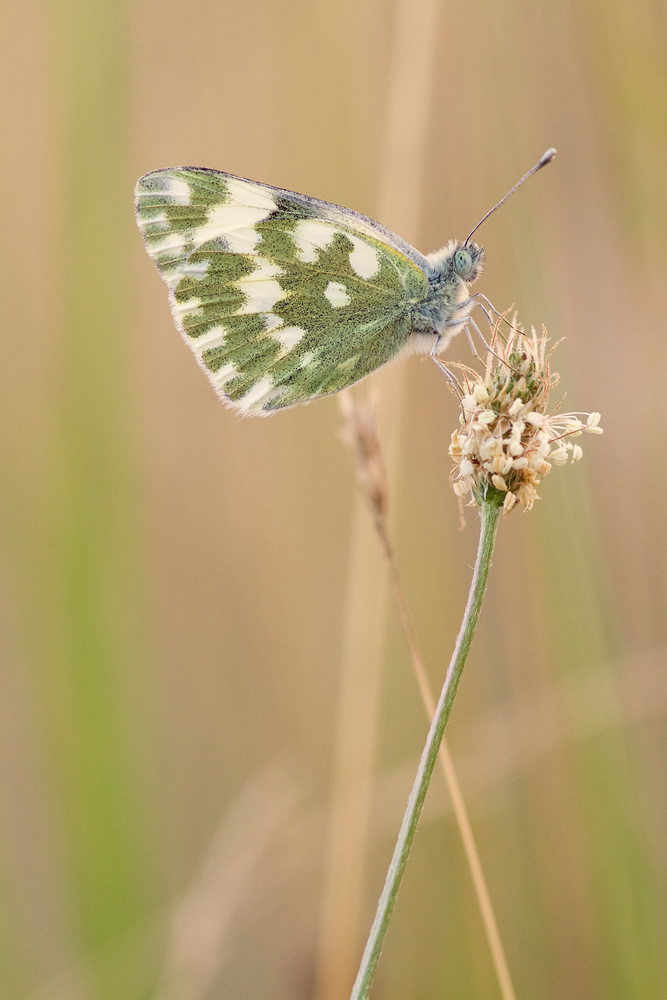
[463, 148, 557, 247]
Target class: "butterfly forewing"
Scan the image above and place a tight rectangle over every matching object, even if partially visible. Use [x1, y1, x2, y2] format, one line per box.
[135, 168, 430, 413]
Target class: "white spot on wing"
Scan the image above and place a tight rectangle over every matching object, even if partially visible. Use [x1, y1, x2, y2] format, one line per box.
[146, 202, 271, 256]
[149, 232, 188, 255]
[163, 268, 184, 289]
[223, 228, 262, 253]
[324, 281, 351, 308]
[143, 211, 169, 231]
[236, 278, 284, 314]
[181, 260, 209, 278]
[193, 325, 226, 352]
[275, 326, 305, 351]
[214, 363, 238, 385]
[197, 204, 273, 249]
[224, 179, 276, 212]
[262, 313, 282, 331]
[237, 375, 275, 410]
[175, 297, 202, 316]
[247, 257, 283, 280]
[337, 356, 359, 371]
[292, 235, 318, 263]
[293, 220, 337, 262]
[159, 176, 191, 204]
[348, 235, 379, 278]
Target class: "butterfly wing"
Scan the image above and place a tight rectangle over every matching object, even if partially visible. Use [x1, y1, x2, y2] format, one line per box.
[135, 167, 431, 414]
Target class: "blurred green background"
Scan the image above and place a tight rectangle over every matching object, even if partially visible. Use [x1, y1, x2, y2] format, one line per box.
[1, 1, 666, 998]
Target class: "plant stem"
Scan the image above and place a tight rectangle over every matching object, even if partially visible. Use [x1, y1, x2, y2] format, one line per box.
[349, 500, 502, 1000]
[375, 518, 516, 1000]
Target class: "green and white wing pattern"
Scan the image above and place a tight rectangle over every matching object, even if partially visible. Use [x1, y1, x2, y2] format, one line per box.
[135, 168, 431, 414]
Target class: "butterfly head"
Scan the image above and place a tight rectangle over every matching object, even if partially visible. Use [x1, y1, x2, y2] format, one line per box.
[454, 241, 484, 284]
[426, 240, 484, 285]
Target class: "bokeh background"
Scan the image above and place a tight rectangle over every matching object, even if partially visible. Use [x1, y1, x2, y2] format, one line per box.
[2, 1, 667, 998]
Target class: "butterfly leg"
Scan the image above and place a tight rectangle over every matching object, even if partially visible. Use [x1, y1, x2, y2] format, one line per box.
[438, 316, 479, 357]
[464, 315, 492, 353]
[430, 354, 462, 394]
[429, 333, 458, 391]
[469, 292, 506, 321]
[428, 330, 467, 393]
[457, 291, 500, 316]
[463, 323, 478, 357]
[461, 293, 523, 340]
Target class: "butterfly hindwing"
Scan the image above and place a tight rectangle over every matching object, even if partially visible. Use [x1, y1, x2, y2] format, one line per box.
[135, 167, 431, 413]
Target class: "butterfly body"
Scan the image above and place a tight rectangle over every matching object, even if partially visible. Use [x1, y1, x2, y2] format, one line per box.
[135, 167, 484, 414]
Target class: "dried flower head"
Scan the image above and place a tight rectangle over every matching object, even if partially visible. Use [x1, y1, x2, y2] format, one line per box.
[448, 314, 603, 514]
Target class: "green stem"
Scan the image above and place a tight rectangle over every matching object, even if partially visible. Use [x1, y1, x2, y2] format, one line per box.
[349, 499, 501, 1000]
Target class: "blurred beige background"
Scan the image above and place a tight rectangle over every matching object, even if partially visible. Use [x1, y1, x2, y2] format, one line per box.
[1, 1, 666, 998]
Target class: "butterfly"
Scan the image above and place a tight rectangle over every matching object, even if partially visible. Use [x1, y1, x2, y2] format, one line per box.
[134, 156, 554, 415]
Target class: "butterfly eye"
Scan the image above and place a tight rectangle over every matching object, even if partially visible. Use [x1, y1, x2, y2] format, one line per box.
[454, 249, 473, 276]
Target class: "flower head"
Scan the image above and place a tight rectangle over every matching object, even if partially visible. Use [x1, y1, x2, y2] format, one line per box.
[448, 314, 603, 514]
